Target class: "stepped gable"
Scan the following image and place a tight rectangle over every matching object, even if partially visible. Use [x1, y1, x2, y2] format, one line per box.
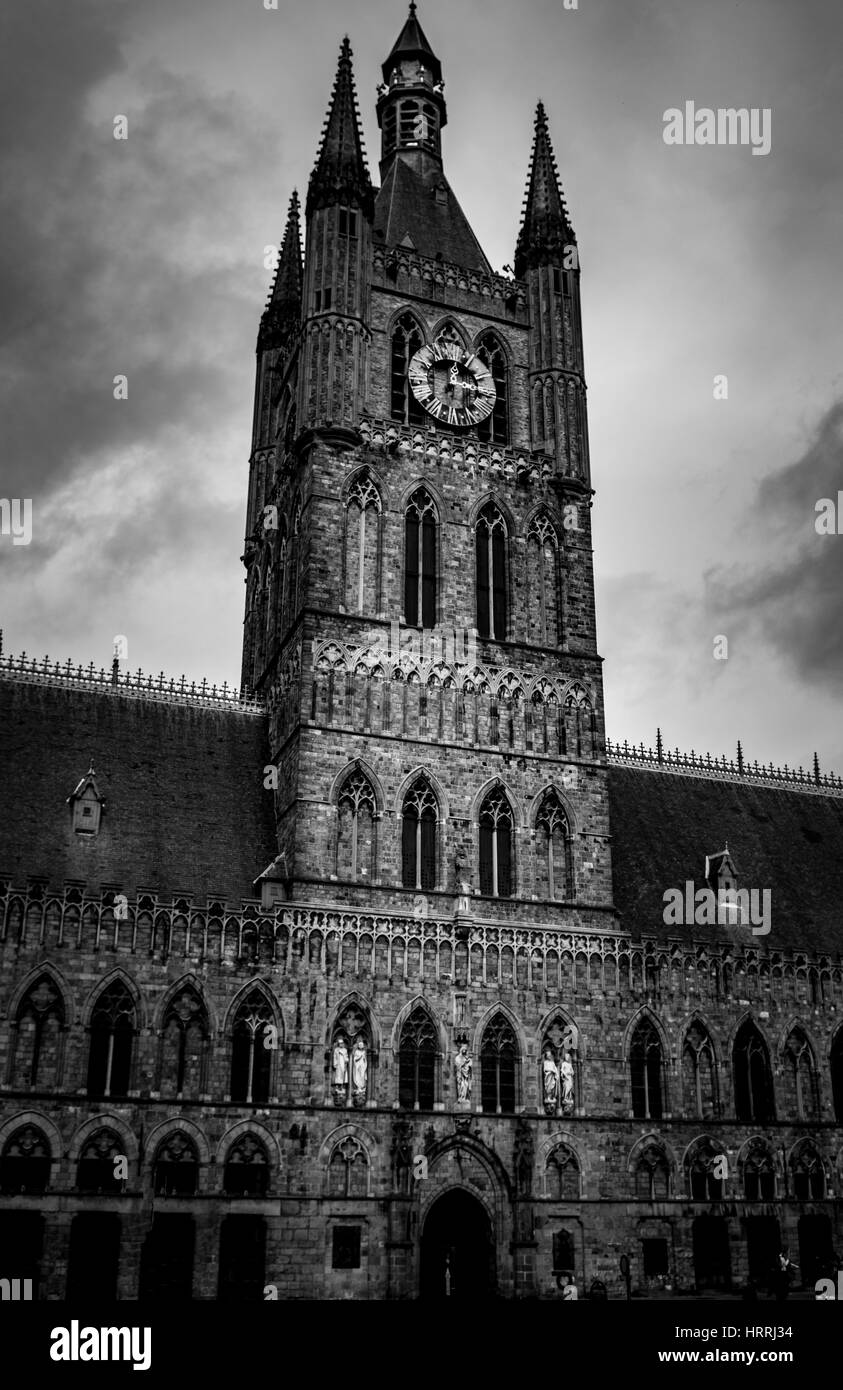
[0, 675, 275, 903]
[608, 764, 843, 952]
[374, 157, 491, 273]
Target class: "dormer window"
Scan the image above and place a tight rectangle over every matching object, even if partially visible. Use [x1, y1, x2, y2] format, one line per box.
[67, 765, 104, 836]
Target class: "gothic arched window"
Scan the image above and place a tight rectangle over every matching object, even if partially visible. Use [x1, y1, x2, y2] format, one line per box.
[224, 1134, 270, 1196]
[526, 513, 559, 647]
[401, 776, 438, 891]
[160, 986, 208, 1099]
[535, 791, 571, 901]
[87, 981, 136, 1100]
[682, 1022, 717, 1118]
[230, 991, 274, 1105]
[0, 1125, 51, 1195]
[831, 1030, 843, 1122]
[478, 788, 514, 898]
[77, 1129, 124, 1194]
[784, 1028, 819, 1120]
[635, 1144, 670, 1200]
[336, 769, 377, 881]
[398, 1006, 437, 1110]
[733, 1021, 774, 1122]
[153, 1132, 199, 1197]
[480, 1014, 518, 1114]
[687, 1139, 726, 1201]
[475, 503, 507, 640]
[476, 333, 508, 444]
[546, 1144, 579, 1200]
[404, 489, 437, 627]
[791, 1142, 826, 1200]
[390, 313, 425, 425]
[630, 1018, 664, 1120]
[328, 1137, 368, 1196]
[743, 1141, 776, 1200]
[12, 975, 64, 1090]
[345, 474, 381, 615]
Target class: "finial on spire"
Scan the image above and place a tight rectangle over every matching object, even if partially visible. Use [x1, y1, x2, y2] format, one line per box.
[409, 1, 417, 14]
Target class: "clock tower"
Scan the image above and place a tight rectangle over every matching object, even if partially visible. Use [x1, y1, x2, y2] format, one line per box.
[241, 2, 613, 930]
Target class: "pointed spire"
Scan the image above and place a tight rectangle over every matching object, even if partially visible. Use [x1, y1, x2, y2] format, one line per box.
[270, 191, 302, 309]
[382, 2, 442, 84]
[307, 37, 373, 218]
[514, 101, 574, 277]
[259, 191, 302, 350]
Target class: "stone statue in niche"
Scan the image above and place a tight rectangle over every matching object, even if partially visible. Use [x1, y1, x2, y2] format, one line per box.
[542, 1048, 560, 1114]
[332, 1035, 349, 1102]
[560, 1050, 575, 1114]
[514, 1116, 534, 1196]
[454, 1043, 472, 1102]
[351, 1035, 368, 1106]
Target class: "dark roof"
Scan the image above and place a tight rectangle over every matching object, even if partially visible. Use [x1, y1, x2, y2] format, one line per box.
[382, 3, 442, 84]
[374, 157, 491, 272]
[0, 678, 276, 905]
[608, 765, 843, 954]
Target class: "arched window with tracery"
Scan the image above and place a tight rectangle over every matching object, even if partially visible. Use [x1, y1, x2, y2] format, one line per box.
[153, 1131, 199, 1197]
[87, 981, 136, 1100]
[328, 1136, 369, 1196]
[733, 1021, 774, 1122]
[160, 986, 208, 1100]
[545, 1144, 580, 1199]
[535, 791, 571, 901]
[682, 1022, 717, 1118]
[12, 975, 64, 1089]
[398, 1006, 437, 1109]
[404, 489, 437, 627]
[0, 1125, 51, 1195]
[345, 474, 381, 615]
[402, 776, 437, 891]
[527, 514, 559, 646]
[476, 333, 508, 444]
[635, 1143, 670, 1200]
[476, 503, 507, 640]
[336, 768, 377, 881]
[77, 1128, 125, 1194]
[230, 991, 274, 1105]
[743, 1141, 776, 1200]
[630, 1018, 664, 1120]
[791, 1141, 826, 1200]
[479, 788, 514, 897]
[224, 1134, 270, 1196]
[784, 1028, 819, 1120]
[480, 1014, 518, 1114]
[686, 1138, 726, 1201]
[391, 313, 425, 425]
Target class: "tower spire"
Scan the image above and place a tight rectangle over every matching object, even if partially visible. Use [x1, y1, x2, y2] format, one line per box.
[259, 190, 302, 348]
[307, 37, 373, 218]
[514, 101, 573, 277]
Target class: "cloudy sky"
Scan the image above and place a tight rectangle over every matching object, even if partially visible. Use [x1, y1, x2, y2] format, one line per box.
[1, 0, 841, 775]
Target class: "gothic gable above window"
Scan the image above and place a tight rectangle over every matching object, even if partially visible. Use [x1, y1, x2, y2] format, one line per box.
[67, 763, 104, 835]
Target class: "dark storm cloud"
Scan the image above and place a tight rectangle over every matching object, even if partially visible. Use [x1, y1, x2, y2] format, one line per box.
[705, 400, 843, 692]
[0, 3, 270, 502]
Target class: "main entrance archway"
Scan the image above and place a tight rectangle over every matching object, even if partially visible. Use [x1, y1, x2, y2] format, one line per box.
[419, 1189, 495, 1299]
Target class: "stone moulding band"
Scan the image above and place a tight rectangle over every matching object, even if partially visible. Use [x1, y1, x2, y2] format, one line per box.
[0, 889, 840, 984]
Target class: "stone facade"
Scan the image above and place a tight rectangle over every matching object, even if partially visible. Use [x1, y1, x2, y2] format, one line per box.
[1, 6, 842, 1302]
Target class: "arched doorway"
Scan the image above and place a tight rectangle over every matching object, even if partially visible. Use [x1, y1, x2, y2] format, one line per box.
[419, 1190, 495, 1299]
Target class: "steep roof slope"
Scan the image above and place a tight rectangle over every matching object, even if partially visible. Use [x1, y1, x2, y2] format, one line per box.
[608, 765, 843, 953]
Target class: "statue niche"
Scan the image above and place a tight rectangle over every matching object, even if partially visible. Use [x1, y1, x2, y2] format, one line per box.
[540, 1020, 578, 1116]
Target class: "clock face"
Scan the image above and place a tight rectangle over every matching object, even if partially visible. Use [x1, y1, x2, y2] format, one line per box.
[408, 337, 496, 428]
